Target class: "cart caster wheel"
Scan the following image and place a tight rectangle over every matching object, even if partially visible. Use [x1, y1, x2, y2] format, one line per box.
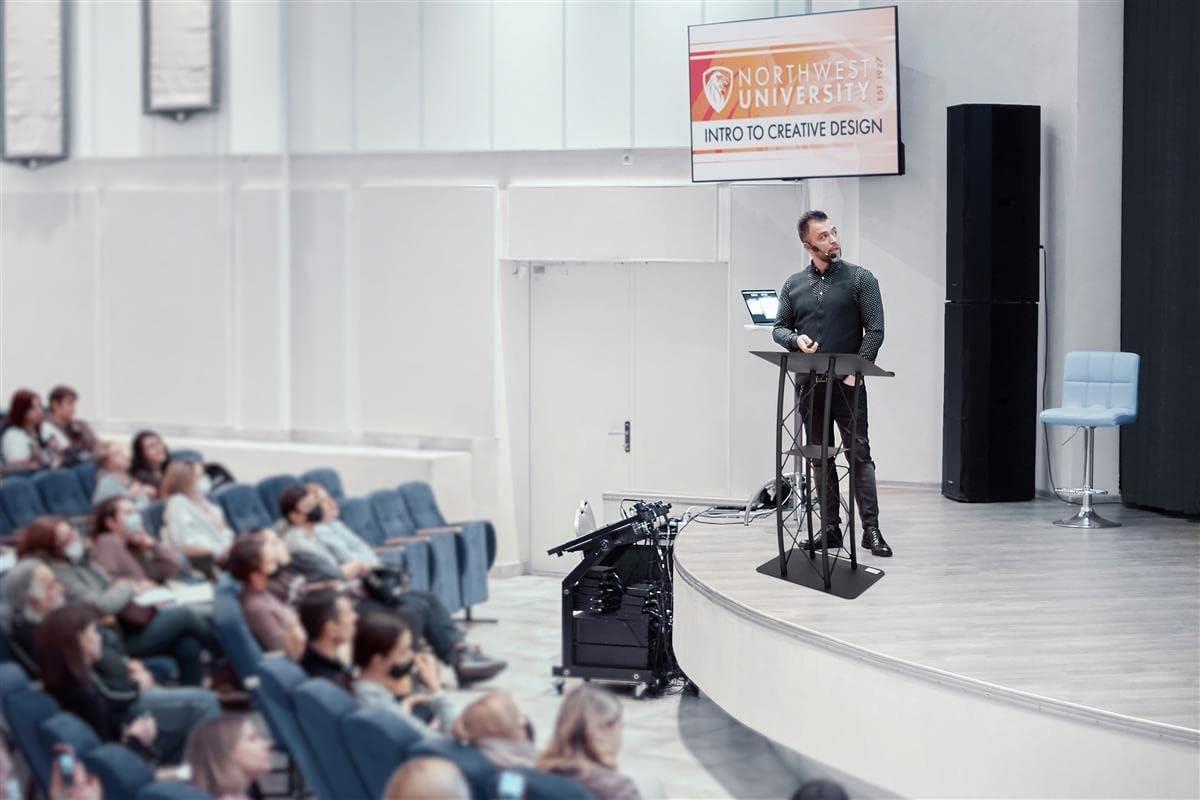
[633, 683, 648, 700]
[553, 680, 565, 696]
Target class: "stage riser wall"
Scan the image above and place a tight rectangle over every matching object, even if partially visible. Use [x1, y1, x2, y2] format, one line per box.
[674, 573, 1199, 799]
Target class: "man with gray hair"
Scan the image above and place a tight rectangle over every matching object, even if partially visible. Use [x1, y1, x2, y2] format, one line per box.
[2, 558, 219, 762]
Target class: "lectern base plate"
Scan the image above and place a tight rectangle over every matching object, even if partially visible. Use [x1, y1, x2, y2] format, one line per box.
[756, 548, 885, 599]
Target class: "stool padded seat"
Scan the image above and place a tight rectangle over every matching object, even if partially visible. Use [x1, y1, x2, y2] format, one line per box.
[1039, 406, 1136, 427]
[1039, 351, 1140, 428]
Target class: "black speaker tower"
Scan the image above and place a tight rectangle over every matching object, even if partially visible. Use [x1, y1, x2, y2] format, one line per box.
[942, 104, 1040, 502]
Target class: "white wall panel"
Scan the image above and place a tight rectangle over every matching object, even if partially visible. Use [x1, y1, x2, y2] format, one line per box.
[0, 192, 97, 405]
[103, 190, 229, 427]
[564, 0, 632, 149]
[507, 185, 718, 261]
[355, 0, 422, 151]
[287, 0, 354, 153]
[633, 261, 729, 495]
[422, 1, 492, 150]
[633, 0, 702, 148]
[702, 0, 777, 23]
[355, 186, 495, 437]
[91, 0, 142, 157]
[492, 0, 564, 151]
[290, 189, 348, 431]
[234, 188, 285, 431]
[229, 0, 284, 155]
[777, 0, 811, 14]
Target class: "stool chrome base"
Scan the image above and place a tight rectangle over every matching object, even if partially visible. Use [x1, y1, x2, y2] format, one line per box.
[1053, 507, 1120, 528]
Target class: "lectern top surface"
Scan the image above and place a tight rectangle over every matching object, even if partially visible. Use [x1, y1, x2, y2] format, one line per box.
[750, 350, 895, 377]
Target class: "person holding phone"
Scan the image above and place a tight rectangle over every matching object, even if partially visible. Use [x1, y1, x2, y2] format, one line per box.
[351, 611, 450, 737]
[50, 745, 103, 800]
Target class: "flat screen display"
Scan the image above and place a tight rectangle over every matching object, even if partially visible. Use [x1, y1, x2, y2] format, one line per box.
[689, 6, 902, 183]
[742, 290, 780, 325]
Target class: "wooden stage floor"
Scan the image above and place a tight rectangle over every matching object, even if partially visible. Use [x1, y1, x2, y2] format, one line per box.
[674, 485, 1199, 731]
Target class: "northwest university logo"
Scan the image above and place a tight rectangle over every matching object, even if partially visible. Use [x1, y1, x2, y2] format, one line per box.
[702, 66, 733, 113]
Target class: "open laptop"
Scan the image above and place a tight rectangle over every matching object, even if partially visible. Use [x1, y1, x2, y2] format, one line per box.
[741, 289, 780, 326]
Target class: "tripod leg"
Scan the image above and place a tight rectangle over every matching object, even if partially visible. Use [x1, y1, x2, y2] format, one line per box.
[776, 360, 789, 576]
[849, 373, 861, 570]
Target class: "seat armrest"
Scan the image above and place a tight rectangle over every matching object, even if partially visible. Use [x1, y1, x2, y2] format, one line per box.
[417, 526, 461, 536]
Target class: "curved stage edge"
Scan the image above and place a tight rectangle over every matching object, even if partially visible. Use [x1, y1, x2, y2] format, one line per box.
[673, 531, 1199, 799]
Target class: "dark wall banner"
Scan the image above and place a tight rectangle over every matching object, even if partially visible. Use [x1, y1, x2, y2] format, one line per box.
[1120, 0, 1200, 515]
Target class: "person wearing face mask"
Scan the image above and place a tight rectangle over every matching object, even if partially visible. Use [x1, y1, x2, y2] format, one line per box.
[452, 690, 538, 771]
[162, 461, 234, 575]
[90, 497, 190, 585]
[352, 612, 452, 738]
[280, 485, 508, 687]
[17, 516, 215, 686]
[226, 533, 307, 661]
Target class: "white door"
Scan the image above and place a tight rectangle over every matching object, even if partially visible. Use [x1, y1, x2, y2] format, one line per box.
[530, 262, 633, 573]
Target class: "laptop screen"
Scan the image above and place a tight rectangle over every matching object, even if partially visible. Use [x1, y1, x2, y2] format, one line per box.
[741, 290, 779, 325]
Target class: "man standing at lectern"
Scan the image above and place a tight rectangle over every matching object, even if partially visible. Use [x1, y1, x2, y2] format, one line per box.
[773, 211, 892, 557]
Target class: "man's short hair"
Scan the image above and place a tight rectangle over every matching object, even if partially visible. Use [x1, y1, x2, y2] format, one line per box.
[47, 385, 77, 407]
[226, 533, 267, 583]
[278, 484, 309, 520]
[797, 210, 829, 243]
[298, 589, 341, 641]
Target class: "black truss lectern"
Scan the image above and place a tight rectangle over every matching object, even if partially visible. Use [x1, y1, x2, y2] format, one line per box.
[751, 351, 894, 593]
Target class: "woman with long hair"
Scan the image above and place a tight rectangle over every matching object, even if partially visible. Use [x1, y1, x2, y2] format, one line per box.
[161, 461, 234, 571]
[538, 684, 641, 800]
[129, 430, 170, 492]
[184, 715, 272, 800]
[19, 516, 214, 686]
[34, 605, 160, 758]
[1, 389, 58, 471]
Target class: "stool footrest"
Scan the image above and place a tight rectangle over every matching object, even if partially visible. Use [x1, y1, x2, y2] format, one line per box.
[1054, 487, 1110, 496]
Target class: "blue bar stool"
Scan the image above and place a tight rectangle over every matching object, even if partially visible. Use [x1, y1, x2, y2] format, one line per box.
[1039, 351, 1140, 528]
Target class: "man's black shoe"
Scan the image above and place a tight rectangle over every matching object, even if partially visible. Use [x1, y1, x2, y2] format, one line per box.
[454, 647, 508, 686]
[802, 526, 843, 551]
[862, 527, 892, 557]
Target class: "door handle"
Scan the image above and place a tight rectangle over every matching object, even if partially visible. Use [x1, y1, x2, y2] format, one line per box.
[607, 421, 631, 453]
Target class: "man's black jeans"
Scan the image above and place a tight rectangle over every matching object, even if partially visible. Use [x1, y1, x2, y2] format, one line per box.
[798, 378, 881, 532]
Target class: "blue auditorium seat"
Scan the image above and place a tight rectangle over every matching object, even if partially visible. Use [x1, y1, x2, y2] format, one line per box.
[83, 742, 156, 799]
[34, 469, 92, 518]
[399, 480, 495, 609]
[294, 678, 373, 799]
[301, 467, 345, 501]
[71, 460, 98, 497]
[256, 474, 301, 519]
[213, 574, 263, 687]
[340, 496, 432, 593]
[409, 738, 498, 800]
[256, 656, 334, 800]
[513, 768, 596, 800]
[3, 686, 59, 793]
[212, 484, 274, 534]
[0, 503, 15, 538]
[342, 706, 426, 798]
[371, 489, 461, 612]
[0, 476, 48, 528]
[0, 662, 30, 696]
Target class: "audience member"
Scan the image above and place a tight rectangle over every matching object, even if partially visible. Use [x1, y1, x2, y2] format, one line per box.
[452, 690, 537, 770]
[226, 533, 306, 660]
[93, 440, 157, 505]
[162, 461, 234, 573]
[90, 497, 188, 584]
[297, 589, 357, 690]
[184, 714, 272, 800]
[280, 484, 506, 686]
[41, 385, 100, 464]
[130, 430, 170, 491]
[352, 611, 450, 736]
[34, 604, 219, 764]
[280, 485, 371, 582]
[308, 482, 387, 567]
[383, 756, 471, 800]
[538, 684, 641, 800]
[1, 389, 58, 470]
[18, 516, 213, 685]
